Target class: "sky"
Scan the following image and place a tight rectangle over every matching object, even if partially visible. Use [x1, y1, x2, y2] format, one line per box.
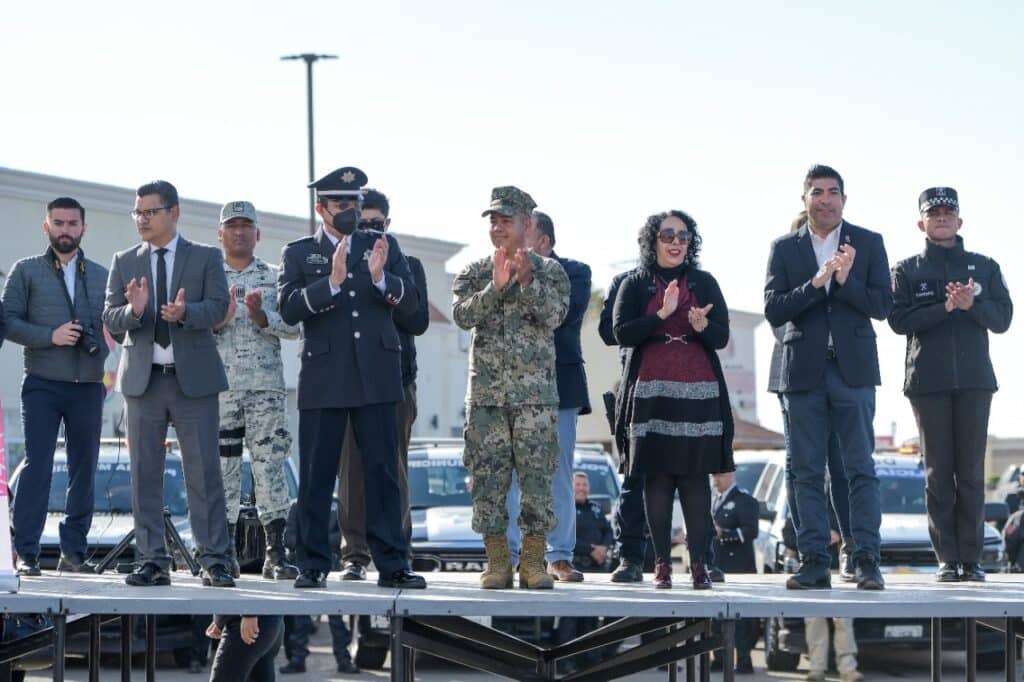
[2, 1, 1022, 441]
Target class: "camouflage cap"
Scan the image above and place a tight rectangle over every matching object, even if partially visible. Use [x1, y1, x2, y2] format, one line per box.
[481, 185, 537, 217]
[219, 200, 257, 224]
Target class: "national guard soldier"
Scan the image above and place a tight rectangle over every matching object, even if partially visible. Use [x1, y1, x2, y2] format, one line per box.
[452, 185, 570, 589]
[278, 166, 426, 590]
[212, 200, 300, 580]
[889, 187, 1013, 583]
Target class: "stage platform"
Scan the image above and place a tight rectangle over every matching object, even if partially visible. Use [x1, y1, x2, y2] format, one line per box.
[1, 572, 1023, 681]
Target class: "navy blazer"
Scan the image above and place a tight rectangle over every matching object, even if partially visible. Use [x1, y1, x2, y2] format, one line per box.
[764, 221, 891, 392]
[552, 252, 592, 414]
[278, 227, 418, 410]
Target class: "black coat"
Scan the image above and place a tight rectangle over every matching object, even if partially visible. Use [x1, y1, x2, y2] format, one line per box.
[573, 498, 614, 570]
[888, 237, 1012, 396]
[712, 486, 758, 574]
[278, 227, 418, 409]
[552, 252, 592, 414]
[395, 255, 429, 386]
[764, 221, 892, 392]
[611, 266, 735, 474]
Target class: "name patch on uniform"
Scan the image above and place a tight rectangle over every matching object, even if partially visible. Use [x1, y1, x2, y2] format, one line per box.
[305, 253, 329, 265]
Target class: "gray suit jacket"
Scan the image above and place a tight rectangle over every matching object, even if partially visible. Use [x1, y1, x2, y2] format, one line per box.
[103, 236, 230, 398]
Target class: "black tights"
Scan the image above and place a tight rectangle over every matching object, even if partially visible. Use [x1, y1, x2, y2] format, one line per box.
[643, 473, 711, 566]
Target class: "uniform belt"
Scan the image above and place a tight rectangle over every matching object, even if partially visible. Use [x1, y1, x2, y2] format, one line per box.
[152, 363, 176, 375]
[825, 347, 837, 361]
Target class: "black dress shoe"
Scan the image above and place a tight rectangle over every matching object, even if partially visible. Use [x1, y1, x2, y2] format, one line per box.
[202, 564, 236, 588]
[936, 562, 961, 582]
[16, 555, 42, 577]
[336, 658, 361, 674]
[58, 553, 98, 573]
[961, 562, 986, 582]
[278, 660, 306, 674]
[340, 561, 368, 581]
[378, 568, 426, 589]
[839, 541, 857, 583]
[855, 556, 885, 590]
[294, 569, 328, 588]
[786, 559, 831, 590]
[707, 565, 726, 583]
[610, 559, 644, 583]
[125, 562, 171, 587]
[736, 656, 755, 674]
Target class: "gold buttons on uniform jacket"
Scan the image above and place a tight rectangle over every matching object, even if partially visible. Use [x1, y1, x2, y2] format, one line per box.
[354, 331, 361, 339]
[352, 311, 359, 318]
[349, 290, 356, 297]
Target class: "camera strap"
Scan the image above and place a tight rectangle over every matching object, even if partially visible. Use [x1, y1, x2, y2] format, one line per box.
[47, 246, 95, 333]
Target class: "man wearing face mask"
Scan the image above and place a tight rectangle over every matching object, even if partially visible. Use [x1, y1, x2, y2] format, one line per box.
[278, 166, 426, 590]
[336, 189, 429, 580]
[2, 197, 109, 576]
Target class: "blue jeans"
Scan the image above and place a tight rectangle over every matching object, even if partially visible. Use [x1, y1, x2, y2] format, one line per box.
[779, 395, 851, 537]
[783, 362, 879, 564]
[507, 407, 578, 565]
[13, 375, 104, 559]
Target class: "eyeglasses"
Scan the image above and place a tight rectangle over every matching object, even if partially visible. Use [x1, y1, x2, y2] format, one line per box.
[130, 206, 173, 221]
[359, 218, 387, 231]
[657, 229, 692, 245]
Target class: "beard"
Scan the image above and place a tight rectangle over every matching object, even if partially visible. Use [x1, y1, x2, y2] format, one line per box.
[50, 233, 80, 255]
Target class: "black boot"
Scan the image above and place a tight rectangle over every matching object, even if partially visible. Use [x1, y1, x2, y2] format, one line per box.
[263, 518, 299, 580]
[226, 523, 241, 579]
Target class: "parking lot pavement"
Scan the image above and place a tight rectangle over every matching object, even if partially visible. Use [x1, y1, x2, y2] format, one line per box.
[28, 622, 1017, 681]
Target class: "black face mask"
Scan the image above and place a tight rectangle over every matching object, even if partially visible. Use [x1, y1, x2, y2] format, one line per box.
[329, 207, 359, 236]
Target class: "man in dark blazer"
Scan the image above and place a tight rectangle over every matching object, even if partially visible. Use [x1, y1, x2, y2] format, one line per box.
[278, 166, 425, 590]
[337, 188, 430, 581]
[764, 164, 892, 591]
[506, 211, 592, 581]
[710, 471, 758, 673]
[103, 180, 234, 587]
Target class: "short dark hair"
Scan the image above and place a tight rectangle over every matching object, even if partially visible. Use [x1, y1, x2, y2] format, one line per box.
[362, 189, 390, 217]
[47, 196, 85, 222]
[137, 180, 179, 208]
[637, 210, 702, 270]
[532, 211, 555, 246]
[803, 164, 844, 195]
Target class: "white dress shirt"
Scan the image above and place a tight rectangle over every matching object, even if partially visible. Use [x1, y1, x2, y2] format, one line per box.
[809, 222, 842, 294]
[61, 252, 78, 305]
[149, 233, 180, 365]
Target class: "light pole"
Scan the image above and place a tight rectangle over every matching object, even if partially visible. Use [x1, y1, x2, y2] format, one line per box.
[281, 53, 337, 234]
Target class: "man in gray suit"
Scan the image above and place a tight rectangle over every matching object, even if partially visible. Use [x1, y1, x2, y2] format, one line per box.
[103, 180, 234, 587]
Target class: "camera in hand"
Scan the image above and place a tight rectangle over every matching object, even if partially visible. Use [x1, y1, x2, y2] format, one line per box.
[75, 320, 101, 356]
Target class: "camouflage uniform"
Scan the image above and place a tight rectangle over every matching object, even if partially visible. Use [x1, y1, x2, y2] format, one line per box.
[216, 257, 299, 524]
[453, 243, 570, 537]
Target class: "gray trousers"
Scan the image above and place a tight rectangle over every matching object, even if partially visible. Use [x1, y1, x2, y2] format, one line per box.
[338, 382, 416, 566]
[125, 372, 230, 570]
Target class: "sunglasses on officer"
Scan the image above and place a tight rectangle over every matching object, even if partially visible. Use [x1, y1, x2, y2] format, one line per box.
[657, 229, 692, 245]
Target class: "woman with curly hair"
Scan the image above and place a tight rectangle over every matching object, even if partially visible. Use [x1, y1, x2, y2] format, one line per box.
[612, 210, 734, 589]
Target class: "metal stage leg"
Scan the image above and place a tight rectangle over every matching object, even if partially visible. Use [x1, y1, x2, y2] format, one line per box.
[146, 614, 157, 682]
[120, 615, 132, 682]
[668, 626, 678, 682]
[89, 615, 100, 682]
[966, 617, 976, 682]
[931, 618, 942, 682]
[722, 619, 736, 682]
[391, 615, 412, 682]
[1005, 618, 1016, 682]
[52, 614, 66, 682]
[700, 620, 711, 682]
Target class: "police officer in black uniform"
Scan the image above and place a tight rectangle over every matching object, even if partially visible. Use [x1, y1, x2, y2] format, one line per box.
[277, 166, 426, 590]
[889, 187, 1013, 583]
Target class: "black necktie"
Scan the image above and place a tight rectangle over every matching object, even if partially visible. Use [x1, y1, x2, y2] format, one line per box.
[155, 248, 170, 349]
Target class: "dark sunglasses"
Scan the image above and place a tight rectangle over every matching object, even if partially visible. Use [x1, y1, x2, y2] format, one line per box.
[657, 229, 692, 245]
[359, 218, 387, 231]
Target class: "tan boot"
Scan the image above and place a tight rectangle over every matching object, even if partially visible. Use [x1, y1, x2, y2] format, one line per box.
[480, 535, 514, 589]
[519, 536, 554, 589]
